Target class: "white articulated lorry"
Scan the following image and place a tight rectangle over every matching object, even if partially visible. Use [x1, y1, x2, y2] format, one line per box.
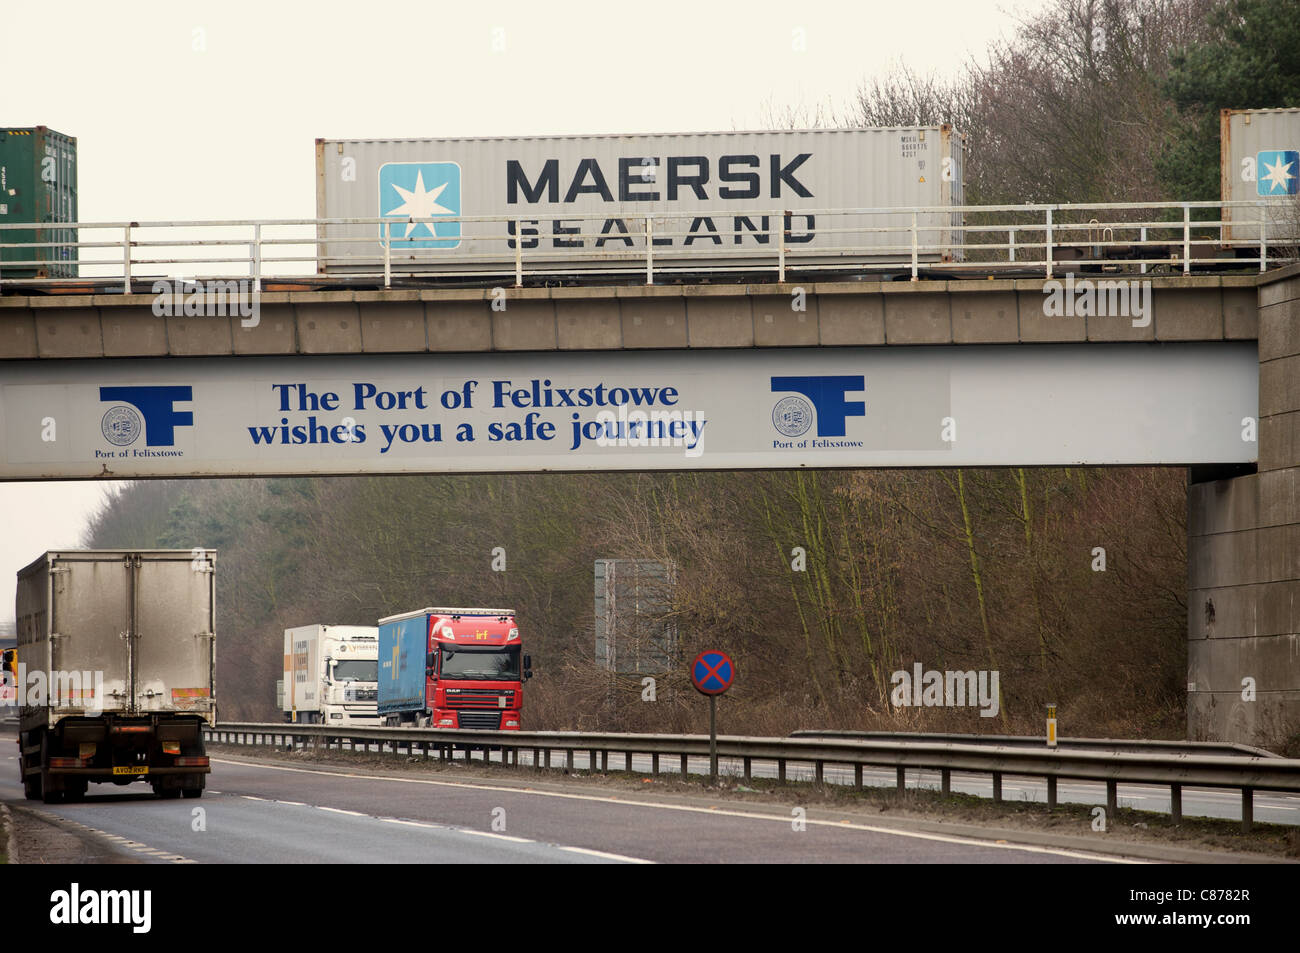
[15, 550, 215, 803]
[283, 624, 379, 725]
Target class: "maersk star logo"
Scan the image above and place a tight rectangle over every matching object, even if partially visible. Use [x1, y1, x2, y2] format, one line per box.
[378, 162, 462, 248]
[1256, 150, 1298, 196]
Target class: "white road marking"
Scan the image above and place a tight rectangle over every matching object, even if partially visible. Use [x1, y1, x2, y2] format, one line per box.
[458, 829, 534, 844]
[560, 845, 656, 864]
[210, 757, 1137, 863]
[29, 808, 195, 864]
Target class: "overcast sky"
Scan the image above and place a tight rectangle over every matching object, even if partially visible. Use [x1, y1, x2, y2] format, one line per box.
[0, 0, 1036, 625]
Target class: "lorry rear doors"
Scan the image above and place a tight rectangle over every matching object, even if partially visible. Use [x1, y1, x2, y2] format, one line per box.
[132, 552, 215, 715]
[49, 554, 131, 712]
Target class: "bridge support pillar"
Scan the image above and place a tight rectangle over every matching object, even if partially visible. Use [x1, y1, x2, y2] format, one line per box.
[1187, 269, 1300, 750]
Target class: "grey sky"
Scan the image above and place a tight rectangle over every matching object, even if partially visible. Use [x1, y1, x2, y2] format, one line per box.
[0, 0, 1033, 624]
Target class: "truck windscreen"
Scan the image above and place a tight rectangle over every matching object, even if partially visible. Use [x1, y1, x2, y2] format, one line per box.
[333, 660, 378, 681]
[440, 645, 521, 680]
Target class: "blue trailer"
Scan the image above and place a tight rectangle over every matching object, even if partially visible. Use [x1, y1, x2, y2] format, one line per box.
[378, 610, 428, 722]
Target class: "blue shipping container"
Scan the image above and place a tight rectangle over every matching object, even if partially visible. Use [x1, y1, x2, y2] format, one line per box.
[378, 611, 428, 716]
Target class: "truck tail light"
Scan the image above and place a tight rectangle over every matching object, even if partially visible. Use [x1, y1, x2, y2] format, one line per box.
[162, 742, 181, 755]
[49, 757, 84, 768]
[174, 756, 209, 767]
[111, 725, 151, 734]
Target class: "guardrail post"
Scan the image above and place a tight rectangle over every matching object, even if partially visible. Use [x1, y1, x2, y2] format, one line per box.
[252, 223, 262, 293]
[745, 757, 753, 782]
[589, 750, 597, 772]
[778, 760, 786, 783]
[645, 217, 654, 285]
[815, 761, 824, 786]
[853, 764, 862, 790]
[1044, 209, 1053, 279]
[624, 752, 631, 772]
[896, 767, 905, 793]
[650, 752, 658, 774]
[910, 212, 918, 281]
[1170, 783, 1182, 824]
[1259, 202, 1268, 273]
[1047, 776, 1057, 809]
[992, 771, 1002, 802]
[565, 749, 574, 771]
[941, 768, 951, 795]
[514, 219, 523, 287]
[1106, 780, 1118, 819]
[1182, 203, 1191, 274]
[1242, 788, 1253, 833]
[600, 750, 608, 773]
[680, 754, 689, 778]
[779, 213, 787, 283]
[383, 220, 392, 289]
[122, 224, 133, 294]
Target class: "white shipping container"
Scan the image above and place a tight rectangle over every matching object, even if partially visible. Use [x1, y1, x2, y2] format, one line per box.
[1220, 108, 1300, 246]
[315, 126, 965, 277]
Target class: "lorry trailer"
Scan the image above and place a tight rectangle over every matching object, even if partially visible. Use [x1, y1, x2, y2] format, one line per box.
[15, 550, 215, 802]
[316, 126, 966, 279]
[283, 623, 379, 725]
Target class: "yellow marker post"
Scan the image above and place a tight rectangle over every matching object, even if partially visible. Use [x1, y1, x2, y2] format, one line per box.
[1046, 704, 1058, 747]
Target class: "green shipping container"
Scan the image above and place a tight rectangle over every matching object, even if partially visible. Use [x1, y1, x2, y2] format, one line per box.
[0, 127, 78, 279]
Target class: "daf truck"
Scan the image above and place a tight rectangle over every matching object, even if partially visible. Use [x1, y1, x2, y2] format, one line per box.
[283, 624, 379, 725]
[15, 550, 215, 802]
[378, 607, 531, 729]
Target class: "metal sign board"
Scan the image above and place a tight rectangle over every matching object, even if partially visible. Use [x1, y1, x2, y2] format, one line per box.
[0, 343, 1257, 480]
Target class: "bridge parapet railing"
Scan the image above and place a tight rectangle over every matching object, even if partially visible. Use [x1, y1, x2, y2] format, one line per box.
[1, 200, 1296, 292]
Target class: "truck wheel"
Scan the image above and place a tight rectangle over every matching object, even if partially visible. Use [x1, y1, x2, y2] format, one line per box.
[182, 788, 203, 799]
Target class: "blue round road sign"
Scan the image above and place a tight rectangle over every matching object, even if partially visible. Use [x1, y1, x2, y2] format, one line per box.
[691, 650, 734, 695]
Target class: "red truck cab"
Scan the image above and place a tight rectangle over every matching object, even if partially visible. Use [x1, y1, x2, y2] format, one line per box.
[425, 609, 531, 730]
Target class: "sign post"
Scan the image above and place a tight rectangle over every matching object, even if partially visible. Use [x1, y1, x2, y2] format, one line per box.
[691, 650, 734, 785]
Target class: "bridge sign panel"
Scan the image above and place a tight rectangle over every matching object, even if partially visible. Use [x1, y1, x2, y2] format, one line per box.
[0, 344, 1257, 480]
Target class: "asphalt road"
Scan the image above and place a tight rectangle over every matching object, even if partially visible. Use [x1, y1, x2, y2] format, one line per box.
[1, 743, 1117, 864]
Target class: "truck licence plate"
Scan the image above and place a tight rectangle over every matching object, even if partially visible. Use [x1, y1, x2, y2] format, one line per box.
[112, 766, 149, 776]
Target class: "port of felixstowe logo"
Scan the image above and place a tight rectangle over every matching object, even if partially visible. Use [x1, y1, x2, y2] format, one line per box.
[378, 162, 462, 248]
[101, 405, 142, 446]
